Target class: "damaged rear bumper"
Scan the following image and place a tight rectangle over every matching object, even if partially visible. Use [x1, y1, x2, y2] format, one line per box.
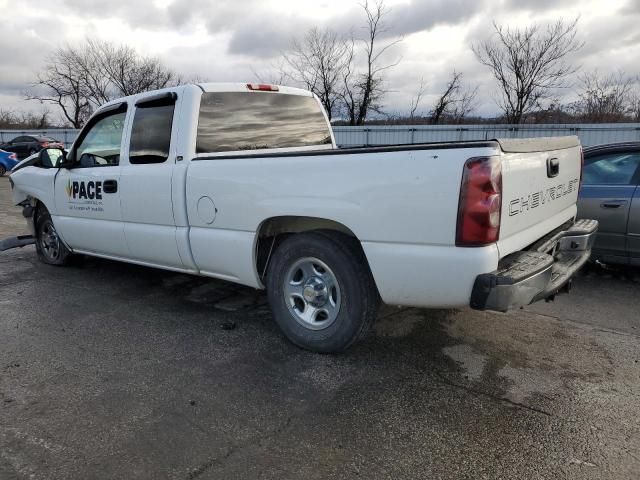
[470, 219, 598, 312]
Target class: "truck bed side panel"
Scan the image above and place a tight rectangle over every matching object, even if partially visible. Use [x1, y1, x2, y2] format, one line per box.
[185, 146, 499, 290]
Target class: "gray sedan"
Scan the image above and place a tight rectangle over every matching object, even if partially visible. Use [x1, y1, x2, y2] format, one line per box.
[577, 142, 640, 266]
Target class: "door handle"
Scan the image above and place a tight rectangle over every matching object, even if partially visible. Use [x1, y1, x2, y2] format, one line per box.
[547, 157, 559, 178]
[600, 200, 627, 209]
[103, 179, 118, 194]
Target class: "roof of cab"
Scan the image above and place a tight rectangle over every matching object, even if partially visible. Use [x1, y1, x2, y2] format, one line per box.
[197, 82, 312, 96]
[94, 82, 313, 115]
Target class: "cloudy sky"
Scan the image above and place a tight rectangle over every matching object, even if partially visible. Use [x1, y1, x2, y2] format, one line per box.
[1, 0, 638, 121]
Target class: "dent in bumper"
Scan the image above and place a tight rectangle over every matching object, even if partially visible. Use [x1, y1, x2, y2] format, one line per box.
[471, 219, 598, 312]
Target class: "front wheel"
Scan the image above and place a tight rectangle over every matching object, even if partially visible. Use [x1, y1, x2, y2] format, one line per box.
[266, 232, 379, 352]
[35, 208, 71, 266]
[0, 165, 6, 176]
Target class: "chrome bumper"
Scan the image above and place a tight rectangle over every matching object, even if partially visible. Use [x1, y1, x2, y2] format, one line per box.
[470, 219, 598, 312]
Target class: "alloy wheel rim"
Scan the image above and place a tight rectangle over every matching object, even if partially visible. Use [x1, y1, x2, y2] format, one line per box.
[283, 257, 341, 330]
[40, 221, 61, 261]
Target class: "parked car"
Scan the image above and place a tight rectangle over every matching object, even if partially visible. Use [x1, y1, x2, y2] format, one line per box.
[8, 83, 596, 352]
[578, 142, 640, 266]
[0, 135, 64, 160]
[0, 149, 19, 176]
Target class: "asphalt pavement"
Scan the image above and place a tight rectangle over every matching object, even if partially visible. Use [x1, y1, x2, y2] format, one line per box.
[1, 176, 639, 479]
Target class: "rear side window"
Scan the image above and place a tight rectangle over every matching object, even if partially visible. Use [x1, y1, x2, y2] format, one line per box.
[582, 152, 640, 185]
[196, 92, 332, 154]
[129, 100, 176, 164]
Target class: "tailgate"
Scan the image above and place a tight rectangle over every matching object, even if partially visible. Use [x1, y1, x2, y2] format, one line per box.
[497, 136, 582, 257]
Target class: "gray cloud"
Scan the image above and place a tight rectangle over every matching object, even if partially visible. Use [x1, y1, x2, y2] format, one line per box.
[168, 0, 259, 30]
[1, 0, 639, 121]
[381, 0, 489, 37]
[61, 0, 169, 28]
[0, 25, 51, 96]
[622, 0, 640, 14]
[222, 0, 489, 59]
[306, 0, 490, 43]
[227, 17, 312, 57]
[503, 0, 577, 10]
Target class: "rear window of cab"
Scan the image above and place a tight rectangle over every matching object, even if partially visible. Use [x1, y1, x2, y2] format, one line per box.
[196, 92, 332, 154]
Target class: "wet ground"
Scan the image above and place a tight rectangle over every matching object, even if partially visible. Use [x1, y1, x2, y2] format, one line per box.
[1, 176, 639, 479]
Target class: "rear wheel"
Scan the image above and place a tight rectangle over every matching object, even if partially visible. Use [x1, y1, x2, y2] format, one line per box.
[266, 232, 379, 352]
[35, 208, 71, 266]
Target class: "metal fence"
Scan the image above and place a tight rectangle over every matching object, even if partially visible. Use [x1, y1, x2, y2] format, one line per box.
[333, 123, 640, 148]
[2, 123, 639, 150]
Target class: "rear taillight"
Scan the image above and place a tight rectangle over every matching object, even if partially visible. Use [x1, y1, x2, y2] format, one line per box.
[456, 156, 502, 247]
[9, 153, 17, 160]
[246, 83, 279, 92]
[39, 141, 49, 148]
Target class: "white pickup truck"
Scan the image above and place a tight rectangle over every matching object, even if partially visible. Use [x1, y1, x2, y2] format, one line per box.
[8, 83, 597, 352]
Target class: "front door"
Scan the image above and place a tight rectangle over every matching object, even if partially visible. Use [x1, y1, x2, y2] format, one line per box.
[54, 105, 129, 257]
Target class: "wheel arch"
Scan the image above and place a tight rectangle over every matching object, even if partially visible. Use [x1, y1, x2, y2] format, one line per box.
[30, 197, 50, 226]
[30, 198, 69, 250]
[254, 215, 375, 286]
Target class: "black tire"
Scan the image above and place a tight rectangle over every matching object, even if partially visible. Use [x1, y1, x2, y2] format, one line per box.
[0, 165, 6, 176]
[35, 207, 71, 266]
[266, 231, 380, 353]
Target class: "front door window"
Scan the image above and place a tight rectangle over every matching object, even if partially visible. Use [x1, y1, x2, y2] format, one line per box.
[74, 111, 127, 168]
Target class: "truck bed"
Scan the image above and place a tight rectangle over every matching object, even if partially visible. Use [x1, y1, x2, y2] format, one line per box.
[186, 136, 582, 307]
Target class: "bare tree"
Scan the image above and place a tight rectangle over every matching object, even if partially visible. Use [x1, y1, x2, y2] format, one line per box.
[68, 42, 112, 108]
[570, 70, 635, 122]
[473, 18, 583, 123]
[449, 85, 479, 124]
[250, 62, 288, 86]
[282, 28, 351, 121]
[631, 89, 640, 122]
[26, 57, 92, 128]
[87, 40, 181, 98]
[340, 0, 402, 125]
[408, 77, 427, 120]
[430, 71, 478, 124]
[0, 109, 55, 129]
[278, 1, 401, 124]
[28, 39, 181, 127]
[431, 71, 461, 124]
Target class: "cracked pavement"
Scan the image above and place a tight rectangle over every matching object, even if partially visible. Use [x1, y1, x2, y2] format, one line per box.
[1, 176, 639, 479]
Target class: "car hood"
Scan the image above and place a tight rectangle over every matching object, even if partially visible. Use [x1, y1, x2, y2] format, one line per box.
[10, 153, 39, 173]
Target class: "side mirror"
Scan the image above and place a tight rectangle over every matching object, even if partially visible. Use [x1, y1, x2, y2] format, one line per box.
[38, 147, 69, 169]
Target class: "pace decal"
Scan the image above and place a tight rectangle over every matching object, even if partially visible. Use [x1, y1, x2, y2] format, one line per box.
[508, 178, 579, 217]
[65, 179, 105, 213]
